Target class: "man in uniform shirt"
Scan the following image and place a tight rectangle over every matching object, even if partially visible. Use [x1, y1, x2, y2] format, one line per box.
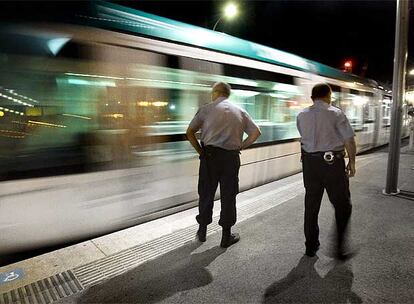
[186, 82, 261, 248]
[296, 83, 356, 260]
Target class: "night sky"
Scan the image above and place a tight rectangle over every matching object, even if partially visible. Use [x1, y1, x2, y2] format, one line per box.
[1, 1, 413, 85]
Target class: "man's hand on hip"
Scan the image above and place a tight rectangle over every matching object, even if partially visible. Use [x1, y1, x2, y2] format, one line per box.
[346, 161, 356, 177]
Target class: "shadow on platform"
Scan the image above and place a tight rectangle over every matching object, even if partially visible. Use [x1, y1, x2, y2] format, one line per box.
[75, 241, 226, 303]
[262, 256, 362, 304]
[396, 190, 414, 201]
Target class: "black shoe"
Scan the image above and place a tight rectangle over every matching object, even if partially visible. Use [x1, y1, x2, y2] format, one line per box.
[220, 233, 240, 248]
[196, 225, 207, 242]
[305, 245, 320, 257]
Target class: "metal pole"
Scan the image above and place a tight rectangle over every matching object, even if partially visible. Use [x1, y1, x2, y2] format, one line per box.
[384, 0, 409, 195]
[213, 17, 222, 31]
[409, 128, 414, 151]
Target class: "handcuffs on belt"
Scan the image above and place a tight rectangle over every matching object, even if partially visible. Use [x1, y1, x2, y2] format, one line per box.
[301, 149, 344, 165]
[323, 151, 335, 165]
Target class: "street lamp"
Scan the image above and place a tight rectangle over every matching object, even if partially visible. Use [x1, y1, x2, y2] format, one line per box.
[213, 2, 238, 31]
[409, 69, 414, 76]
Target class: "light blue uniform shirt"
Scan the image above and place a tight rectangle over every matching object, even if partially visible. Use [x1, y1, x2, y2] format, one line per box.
[296, 100, 355, 153]
[189, 97, 259, 151]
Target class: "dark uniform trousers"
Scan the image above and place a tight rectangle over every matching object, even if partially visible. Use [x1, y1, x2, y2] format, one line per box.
[302, 151, 352, 251]
[196, 145, 240, 229]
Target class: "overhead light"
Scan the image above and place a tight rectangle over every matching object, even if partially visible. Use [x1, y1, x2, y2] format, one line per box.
[224, 3, 238, 19]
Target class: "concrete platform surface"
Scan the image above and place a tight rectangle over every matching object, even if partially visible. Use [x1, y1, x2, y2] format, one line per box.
[53, 148, 414, 304]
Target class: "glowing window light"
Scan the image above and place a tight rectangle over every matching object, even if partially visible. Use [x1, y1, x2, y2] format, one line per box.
[67, 78, 116, 87]
[269, 93, 291, 99]
[65, 72, 123, 80]
[405, 91, 414, 103]
[28, 120, 66, 128]
[152, 101, 168, 107]
[64, 73, 209, 88]
[125, 77, 209, 87]
[352, 96, 368, 106]
[5, 89, 39, 103]
[102, 114, 124, 118]
[232, 90, 260, 97]
[138, 101, 150, 107]
[272, 83, 299, 93]
[288, 100, 299, 105]
[62, 114, 92, 120]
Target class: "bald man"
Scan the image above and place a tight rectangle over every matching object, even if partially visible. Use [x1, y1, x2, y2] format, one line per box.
[186, 82, 261, 248]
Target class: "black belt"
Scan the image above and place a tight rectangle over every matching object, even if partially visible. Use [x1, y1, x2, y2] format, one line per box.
[302, 150, 345, 158]
[302, 150, 345, 164]
[202, 144, 240, 155]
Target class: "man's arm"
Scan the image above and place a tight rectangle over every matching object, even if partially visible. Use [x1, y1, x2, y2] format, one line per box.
[186, 127, 203, 156]
[344, 137, 356, 177]
[241, 128, 261, 150]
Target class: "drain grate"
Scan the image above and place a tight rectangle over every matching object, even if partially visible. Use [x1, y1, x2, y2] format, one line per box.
[0, 270, 83, 304]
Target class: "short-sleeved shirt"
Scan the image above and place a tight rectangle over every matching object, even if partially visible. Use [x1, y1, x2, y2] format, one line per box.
[296, 100, 355, 153]
[189, 97, 259, 151]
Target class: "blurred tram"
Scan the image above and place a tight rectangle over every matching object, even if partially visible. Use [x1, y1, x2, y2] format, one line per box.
[0, 1, 410, 256]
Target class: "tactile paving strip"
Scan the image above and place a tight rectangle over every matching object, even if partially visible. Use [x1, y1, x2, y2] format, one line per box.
[73, 180, 304, 288]
[0, 270, 83, 304]
[0, 178, 304, 303]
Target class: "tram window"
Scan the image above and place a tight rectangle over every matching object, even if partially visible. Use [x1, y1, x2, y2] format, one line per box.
[223, 64, 294, 85]
[382, 96, 391, 127]
[341, 90, 364, 131]
[329, 84, 341, 92]
[180, 56, 294, 84]
[178, 56, 302, 142]
[180, 57, 223, 75]
[228, 82, 303, 143]
[0, 37, 304, 180]
[328, 84, 343, 108]
[363, 93, 376, 123]
[57, 41, 96, 60]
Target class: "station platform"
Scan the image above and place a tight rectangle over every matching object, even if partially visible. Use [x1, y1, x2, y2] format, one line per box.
[1, 146, 413, 304]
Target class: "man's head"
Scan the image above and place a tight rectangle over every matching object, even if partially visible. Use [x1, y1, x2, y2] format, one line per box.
[311, 83, 332, 104]
[211, 82, 231, 101]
